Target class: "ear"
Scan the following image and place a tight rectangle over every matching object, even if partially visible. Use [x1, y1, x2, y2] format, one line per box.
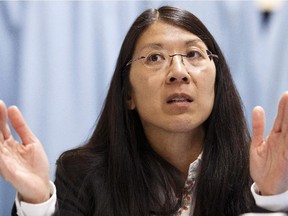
[127, 95, 136, 110]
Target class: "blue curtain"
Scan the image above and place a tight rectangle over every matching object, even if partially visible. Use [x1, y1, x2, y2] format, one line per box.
[0, 1, 288, 215]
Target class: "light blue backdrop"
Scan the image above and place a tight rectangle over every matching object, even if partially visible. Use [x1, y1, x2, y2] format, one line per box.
[1, 1, 288, 215]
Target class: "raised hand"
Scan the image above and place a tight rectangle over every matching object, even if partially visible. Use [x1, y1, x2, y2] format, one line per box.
[250, 92, 288, 195]
[0, 101, 50, 203]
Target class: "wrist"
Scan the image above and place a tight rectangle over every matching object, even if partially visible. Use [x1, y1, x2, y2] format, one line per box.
[255, 183, 287, 196]
[20, 183, 51, 204]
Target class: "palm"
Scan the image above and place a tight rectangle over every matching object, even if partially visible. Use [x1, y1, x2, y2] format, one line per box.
[0, 101, 50, 203]
[250, 92, 288, 195]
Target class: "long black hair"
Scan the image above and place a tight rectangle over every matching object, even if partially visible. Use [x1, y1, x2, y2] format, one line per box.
[56, 6, 254, 216]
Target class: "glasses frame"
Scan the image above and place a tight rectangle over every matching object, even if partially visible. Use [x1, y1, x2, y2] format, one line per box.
[126, 49, 219, 68]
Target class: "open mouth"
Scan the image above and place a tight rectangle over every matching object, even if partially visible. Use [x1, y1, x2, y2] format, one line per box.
[167, 98, 192, 103]
[166, 94, 193, 104]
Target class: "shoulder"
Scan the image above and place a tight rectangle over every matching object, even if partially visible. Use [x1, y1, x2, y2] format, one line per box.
[55, 145, 107, 189]
[56, 147, 106, 182]
[54, 145, 108, 214]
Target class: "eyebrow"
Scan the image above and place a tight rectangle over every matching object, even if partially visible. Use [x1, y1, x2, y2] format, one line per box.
[185, 39, 205, 46]
[139, 39, 206, 52]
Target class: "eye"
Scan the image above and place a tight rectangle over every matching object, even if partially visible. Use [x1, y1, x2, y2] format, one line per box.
[186, 50, 202, 59]
[146, 53, 165, 63]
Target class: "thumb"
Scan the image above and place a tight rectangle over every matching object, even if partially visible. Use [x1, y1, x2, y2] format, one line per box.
[7, 106, 38, 144]
[251, 106, 265, 147]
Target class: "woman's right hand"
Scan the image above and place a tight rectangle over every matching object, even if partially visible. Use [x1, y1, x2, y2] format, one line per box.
[0, 100, 51, 204]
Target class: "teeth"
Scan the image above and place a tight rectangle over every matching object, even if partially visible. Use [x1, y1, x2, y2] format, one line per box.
[172, 98, 186, 102]
[169, 98, 191, 103]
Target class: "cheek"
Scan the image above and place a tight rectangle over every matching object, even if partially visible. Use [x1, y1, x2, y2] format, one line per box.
[129, 69, 164, 108]
[196, 67, 216, 107]
[197, 64, 216, 89]
[204, 73, 216, 95]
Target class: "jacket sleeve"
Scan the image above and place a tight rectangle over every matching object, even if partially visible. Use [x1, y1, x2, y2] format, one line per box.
[250, 183, 288, 215]
[11, 181, 58, 216]
[10, 159, 94, 216]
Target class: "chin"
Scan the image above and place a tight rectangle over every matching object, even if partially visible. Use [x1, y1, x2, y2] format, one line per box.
[165, 119, 203, 133]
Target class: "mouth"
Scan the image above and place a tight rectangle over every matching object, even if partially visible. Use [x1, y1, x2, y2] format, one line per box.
[166, 93, 193, 104]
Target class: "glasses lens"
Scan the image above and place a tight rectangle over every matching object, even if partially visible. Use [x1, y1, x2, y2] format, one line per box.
[141, 51, 166, 70]
[136, 47, 215, 70]
[183, 47, 209, 68]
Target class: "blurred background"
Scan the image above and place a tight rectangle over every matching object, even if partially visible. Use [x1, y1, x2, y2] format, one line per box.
[0, 0, 287, 215]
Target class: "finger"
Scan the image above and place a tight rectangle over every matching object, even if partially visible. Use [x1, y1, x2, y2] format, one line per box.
[272, 92, 288, 133]
[0, 100, 12, 140]
[251, 106, 265, 147]
[7, 106, 38, 145]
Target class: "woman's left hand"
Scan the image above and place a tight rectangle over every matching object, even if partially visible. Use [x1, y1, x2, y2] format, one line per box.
[250, 91, 288, 195]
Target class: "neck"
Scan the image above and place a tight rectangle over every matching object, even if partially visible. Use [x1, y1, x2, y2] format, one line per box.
[146, 127, 204, 177]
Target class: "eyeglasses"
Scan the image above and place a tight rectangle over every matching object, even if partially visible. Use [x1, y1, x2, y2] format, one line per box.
[126, 47, 218, 71]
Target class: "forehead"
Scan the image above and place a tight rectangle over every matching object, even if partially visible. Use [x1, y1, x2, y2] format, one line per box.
[134, 21, 207, 53]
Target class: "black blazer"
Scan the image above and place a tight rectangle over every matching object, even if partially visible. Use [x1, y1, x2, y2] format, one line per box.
[11, 160, 288, 216]
[11, 201, 288, 216]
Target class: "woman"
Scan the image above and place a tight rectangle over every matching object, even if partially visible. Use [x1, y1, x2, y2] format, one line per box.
[1, 6, 288, 216]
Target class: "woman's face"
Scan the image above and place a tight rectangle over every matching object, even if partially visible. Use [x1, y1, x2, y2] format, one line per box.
[128, 21, 216, 137]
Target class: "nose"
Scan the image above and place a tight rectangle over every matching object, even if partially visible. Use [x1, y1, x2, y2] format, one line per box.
[165, 54, 191, 84]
